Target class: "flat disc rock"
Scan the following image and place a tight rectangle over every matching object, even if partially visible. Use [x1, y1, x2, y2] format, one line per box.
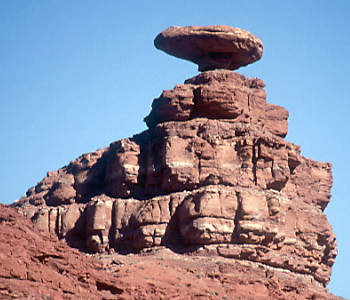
[154, 25, 263, 71]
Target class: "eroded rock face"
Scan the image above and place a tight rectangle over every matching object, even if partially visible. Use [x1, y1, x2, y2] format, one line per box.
[0, 204, 124, 299]
[145, 70, 288, 138]
[154, 25, 263, 71]
[14, 29, 337, 295]
[15, 103, 336, 287]
[0, 205, 343, 299]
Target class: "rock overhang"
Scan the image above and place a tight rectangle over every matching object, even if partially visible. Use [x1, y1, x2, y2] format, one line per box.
[154, 25, 263, 71]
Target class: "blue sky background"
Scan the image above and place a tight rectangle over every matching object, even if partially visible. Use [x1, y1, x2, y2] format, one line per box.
[0, 1, 349, 297]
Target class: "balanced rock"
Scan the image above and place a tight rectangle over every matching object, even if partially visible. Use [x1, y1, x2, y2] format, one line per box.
[12, 25, 341, 298]
[154, 25, 263, 71]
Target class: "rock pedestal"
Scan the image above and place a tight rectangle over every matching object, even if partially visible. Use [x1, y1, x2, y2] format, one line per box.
[14, 25, 338, 296]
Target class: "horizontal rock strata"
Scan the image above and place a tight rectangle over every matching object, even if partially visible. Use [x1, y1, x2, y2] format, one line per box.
[15, 70, 336, 287]
[0, 204, 342, 299]
[144, 70, 288, 137]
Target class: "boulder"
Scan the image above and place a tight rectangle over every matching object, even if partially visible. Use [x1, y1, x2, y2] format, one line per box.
[154, 25, 263, 71]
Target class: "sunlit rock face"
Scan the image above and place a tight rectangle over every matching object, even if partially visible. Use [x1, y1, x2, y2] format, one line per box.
[15, 26, 337, 289]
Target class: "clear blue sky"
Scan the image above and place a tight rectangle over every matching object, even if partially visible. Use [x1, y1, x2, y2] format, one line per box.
[1, 1, 349, 297]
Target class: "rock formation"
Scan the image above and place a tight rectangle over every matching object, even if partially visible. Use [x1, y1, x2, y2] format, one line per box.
[12, 25, 341, 298]
[154, 25, 263, 71]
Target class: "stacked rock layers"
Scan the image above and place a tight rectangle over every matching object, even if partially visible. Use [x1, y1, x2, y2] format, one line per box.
[15, 26, 337, 288]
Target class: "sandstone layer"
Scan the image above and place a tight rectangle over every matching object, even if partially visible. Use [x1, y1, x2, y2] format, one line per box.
[154, 25, 263, 71]
[15, 69, 337, 290]
[0, 205, 343, 299]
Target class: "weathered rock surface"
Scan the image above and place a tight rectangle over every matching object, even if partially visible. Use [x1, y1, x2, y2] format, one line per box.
[0, 204, 124, 299]
[10, 26, 341, 298]
[0, 205, 343, 299]
[154, 25, 263, 71]
[15, 71, 336, 289]
[144, 70, 288, 137]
